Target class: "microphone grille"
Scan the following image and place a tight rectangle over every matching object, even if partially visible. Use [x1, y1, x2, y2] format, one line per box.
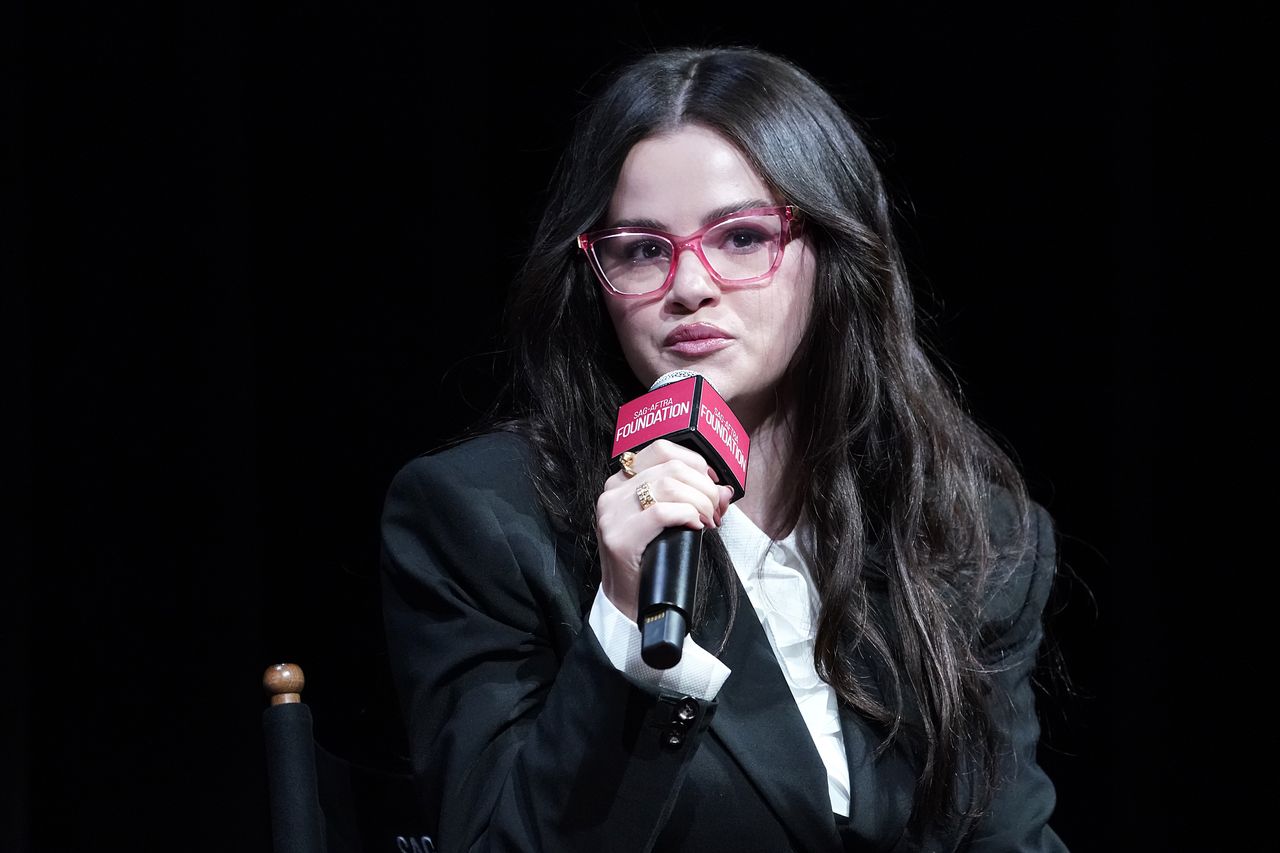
[649, 369, 700, 391]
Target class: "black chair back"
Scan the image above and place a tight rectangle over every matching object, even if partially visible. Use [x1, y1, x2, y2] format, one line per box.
[262, 663, 435, 853]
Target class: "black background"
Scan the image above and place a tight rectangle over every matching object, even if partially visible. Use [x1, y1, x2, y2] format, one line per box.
[10, 3, 1270, 851]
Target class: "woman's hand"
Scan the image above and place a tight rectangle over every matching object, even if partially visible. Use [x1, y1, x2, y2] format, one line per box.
[594, 439, 735, 622]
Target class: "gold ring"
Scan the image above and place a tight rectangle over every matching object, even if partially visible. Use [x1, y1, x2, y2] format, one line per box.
[619, 450, 638, 478]
[636, 481, 655, 511]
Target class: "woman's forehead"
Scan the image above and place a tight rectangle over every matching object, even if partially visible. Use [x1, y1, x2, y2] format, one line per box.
[606, 126, 772, 229]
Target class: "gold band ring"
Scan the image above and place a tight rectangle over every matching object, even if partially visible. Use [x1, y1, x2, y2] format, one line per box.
[636, 481, 655, 511]
[619, 450, 638, 478]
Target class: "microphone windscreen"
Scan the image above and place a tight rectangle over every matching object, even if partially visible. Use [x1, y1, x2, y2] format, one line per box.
[650, 369, 699, 390]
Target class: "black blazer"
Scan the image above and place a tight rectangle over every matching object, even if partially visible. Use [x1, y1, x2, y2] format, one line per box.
[379, 432, 1067, 852]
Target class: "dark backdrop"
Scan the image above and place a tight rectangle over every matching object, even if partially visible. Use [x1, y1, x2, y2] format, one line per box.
[12, 3, 1268, 851]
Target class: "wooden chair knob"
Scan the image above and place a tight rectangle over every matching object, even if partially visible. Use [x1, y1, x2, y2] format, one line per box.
[263, 663, 305, 706]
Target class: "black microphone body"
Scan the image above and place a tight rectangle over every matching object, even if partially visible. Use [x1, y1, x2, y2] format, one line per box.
[611, 370, 750, 669]
[637, 525, 703, 669]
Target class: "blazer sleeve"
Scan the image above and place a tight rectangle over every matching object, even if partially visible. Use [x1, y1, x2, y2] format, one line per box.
[379, 437, 717, 853]
[965, 501, 1069, 852]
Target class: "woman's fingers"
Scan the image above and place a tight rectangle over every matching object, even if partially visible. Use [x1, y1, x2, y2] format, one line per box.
[609, 438, 721, 486]
[596, 476, 710, 548]
[648, 467, 722, 523]
[608, 445, 725, 517]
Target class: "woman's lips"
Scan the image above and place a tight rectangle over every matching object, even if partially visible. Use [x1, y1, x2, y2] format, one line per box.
[664, 323, 733, 355]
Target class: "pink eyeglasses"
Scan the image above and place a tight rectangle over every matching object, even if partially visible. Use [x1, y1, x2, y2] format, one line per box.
[577, 205, 797, 297]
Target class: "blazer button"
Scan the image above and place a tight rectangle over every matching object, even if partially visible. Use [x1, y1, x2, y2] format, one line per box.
[674, 698, 699, 723]
[662, 728, 685, 750]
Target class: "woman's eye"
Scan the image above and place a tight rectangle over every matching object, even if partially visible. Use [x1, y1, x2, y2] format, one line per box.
[627, 240, 669, 262]
[721, 229, 767, 251]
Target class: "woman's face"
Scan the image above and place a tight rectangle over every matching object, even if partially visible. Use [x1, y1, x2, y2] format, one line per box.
[601, 124, 816, 427]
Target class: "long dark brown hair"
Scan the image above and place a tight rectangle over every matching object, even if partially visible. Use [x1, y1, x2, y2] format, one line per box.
[489, 45, 1039, 839]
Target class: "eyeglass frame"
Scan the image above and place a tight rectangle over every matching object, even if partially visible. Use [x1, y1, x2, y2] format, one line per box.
[576, 204, 798, 298]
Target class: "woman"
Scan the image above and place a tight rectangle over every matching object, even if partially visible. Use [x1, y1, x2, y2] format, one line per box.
[381, 45, 1067, 852]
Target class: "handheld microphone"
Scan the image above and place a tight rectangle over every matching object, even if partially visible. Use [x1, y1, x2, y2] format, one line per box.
[611, 370, 750, 668]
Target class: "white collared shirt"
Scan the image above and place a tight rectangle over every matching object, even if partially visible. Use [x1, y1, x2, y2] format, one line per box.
[588, 504, 851, 816]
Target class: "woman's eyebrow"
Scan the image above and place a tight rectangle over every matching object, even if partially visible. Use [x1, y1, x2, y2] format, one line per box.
[606, 198, 775, 231]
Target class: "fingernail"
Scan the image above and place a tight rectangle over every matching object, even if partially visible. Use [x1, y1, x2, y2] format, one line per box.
[708, 467, 721, 483]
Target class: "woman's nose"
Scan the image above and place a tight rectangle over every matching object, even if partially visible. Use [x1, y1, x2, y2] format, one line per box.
[665, 247, 720, 311]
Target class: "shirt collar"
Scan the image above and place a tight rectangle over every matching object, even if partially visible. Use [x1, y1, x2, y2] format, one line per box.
[718, 504, 808, 583]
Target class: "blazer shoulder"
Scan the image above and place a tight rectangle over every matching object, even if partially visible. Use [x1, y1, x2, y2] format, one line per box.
[978, 487, 1057, 657]
[385, 430, 541, 510]
[380, 430, 557, 574]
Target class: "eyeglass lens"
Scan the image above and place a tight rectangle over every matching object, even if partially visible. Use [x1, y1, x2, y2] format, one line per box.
[592, 213, 784, 294]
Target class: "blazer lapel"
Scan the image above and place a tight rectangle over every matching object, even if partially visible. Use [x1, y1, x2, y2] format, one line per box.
[832, 597, 916, 848]
[695, 578, 842, 853]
